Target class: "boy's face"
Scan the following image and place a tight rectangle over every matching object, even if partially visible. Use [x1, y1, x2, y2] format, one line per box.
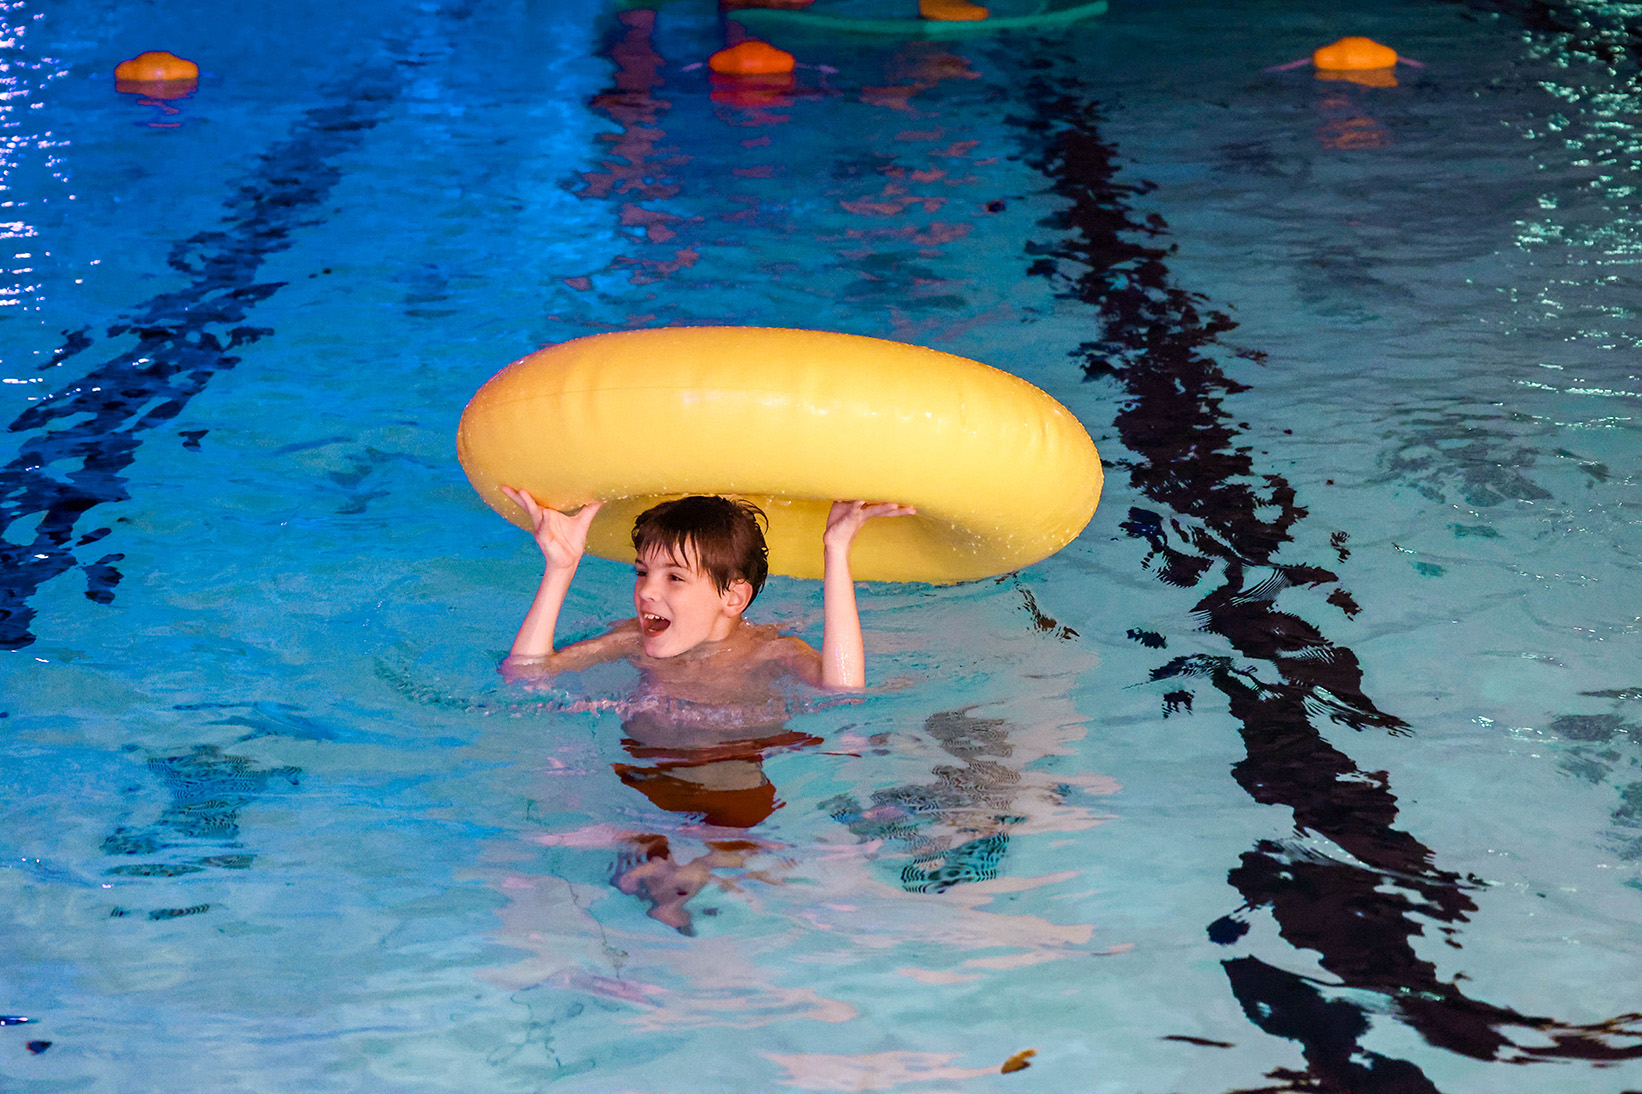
[633, 543, 750, 659]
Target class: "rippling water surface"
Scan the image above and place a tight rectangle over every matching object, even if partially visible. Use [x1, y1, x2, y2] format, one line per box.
[3, 0, 1641, 1090]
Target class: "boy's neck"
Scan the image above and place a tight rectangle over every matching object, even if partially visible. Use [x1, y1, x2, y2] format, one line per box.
[697, 614, 744, 649]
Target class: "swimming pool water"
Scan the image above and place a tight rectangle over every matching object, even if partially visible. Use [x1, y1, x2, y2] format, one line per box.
[3, 0, 1641, 1090]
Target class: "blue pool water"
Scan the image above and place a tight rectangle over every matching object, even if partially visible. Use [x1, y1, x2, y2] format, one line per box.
[4, 0, 1642, 1089]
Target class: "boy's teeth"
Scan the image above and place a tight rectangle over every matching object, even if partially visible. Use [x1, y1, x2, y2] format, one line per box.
[642, 614, 669, 636]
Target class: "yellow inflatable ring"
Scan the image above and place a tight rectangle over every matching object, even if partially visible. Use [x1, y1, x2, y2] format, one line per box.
[456, 327, 1102, 584]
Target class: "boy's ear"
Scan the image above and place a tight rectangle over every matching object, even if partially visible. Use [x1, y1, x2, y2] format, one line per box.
[721, 579, 754, 617]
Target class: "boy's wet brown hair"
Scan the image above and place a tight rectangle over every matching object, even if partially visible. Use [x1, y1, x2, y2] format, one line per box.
[631, 496, 770, 604]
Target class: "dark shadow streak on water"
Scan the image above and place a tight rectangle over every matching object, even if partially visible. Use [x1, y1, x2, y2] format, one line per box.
[1013, 78, 1642, 1090]
[0, 72, 403, 651]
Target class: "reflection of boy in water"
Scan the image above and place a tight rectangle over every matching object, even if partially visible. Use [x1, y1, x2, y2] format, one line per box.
[614, 834, 785, 935]
[611, 718, 820, 933]
[501, 491, 910, 931]
[614, 724, 821, 828]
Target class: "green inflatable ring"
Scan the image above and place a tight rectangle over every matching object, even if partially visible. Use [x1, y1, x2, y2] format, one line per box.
[726, 0, 1108, 38]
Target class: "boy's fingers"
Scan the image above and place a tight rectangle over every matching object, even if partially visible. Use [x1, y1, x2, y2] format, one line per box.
[502, 484, 537, 509]
[572, 501, 603, 529]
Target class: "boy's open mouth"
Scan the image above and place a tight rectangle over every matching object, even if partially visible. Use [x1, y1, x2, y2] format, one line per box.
[641, 613, 670, 637]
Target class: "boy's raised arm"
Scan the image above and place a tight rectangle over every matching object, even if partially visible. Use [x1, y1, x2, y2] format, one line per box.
[501, 486, 603, 667]
[821, 500, 915, 689]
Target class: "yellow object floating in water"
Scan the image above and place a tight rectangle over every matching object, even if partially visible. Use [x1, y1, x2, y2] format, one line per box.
[1001, 1048, 1038, 1073]
[457, 327, 1103, 584]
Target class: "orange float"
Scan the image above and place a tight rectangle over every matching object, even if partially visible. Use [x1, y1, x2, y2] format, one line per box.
[1312, 37, 1398, 69]
[114, 51, 199, 99]
[1312, 37, 1398, 87]
[920, 0, 990, 20]
[708, 40, 795, 76]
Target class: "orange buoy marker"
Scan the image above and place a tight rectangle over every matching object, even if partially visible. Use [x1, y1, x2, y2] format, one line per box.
[708, 40, 795, 76]
[114, 51, 200, 99]
[1312, 37, 1397, 70]
[1312, 37, 1398, 87]
[920, 0, 990, 20]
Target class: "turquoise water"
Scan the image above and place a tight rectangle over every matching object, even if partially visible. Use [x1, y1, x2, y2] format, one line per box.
[4, 0, 1642, 1089]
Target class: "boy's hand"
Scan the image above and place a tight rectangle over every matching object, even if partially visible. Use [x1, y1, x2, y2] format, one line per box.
[823, 500, 916, 553]
[820, 501, 913, 690]
[501, 485, 602, 571]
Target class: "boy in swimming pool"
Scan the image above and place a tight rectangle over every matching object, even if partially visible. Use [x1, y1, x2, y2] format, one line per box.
[499, 488, 913, 690]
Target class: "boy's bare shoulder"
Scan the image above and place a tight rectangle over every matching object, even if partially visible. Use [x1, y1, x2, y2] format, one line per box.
[743, 623, 822, 682]
[579, 619, 645, 658]
[503, 619, 642, 681]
